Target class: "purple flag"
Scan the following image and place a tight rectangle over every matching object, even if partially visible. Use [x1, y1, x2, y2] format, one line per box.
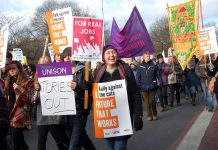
[110, 6, 155, 58]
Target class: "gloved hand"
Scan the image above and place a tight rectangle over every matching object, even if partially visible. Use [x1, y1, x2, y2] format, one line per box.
[134, 115, 143, 131]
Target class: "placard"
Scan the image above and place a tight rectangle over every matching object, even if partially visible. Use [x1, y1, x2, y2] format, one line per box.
[92, 80, 133, 138]
[37, 61, 76, 115]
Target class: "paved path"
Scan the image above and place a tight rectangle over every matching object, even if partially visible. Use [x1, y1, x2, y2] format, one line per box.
[24, 93, 207, 150]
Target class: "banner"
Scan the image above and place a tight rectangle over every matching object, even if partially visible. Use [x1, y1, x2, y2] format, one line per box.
[13, 48, 24, 64]
[199, 26, 218, 55]
[36, 61, 76, 116]
[110, 6, 154, 58]
[168, 0, 199, 70]
[46, 7, 73, 54]
[72, 17, 104, 61]
[0, 24, 9, 68]
[48, 43, 54, 62]
[92, 80, 133, 138]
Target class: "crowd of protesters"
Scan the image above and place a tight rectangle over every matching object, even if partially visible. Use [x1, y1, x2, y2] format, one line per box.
[0, 45, 218, 150]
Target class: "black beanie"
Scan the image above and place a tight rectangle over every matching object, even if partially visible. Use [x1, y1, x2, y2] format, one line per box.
[157, 54, 163, 59]
[102, 44, 117, 60]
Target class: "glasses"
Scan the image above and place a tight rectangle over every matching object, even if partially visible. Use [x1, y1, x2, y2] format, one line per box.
[9, 67, 17, 70]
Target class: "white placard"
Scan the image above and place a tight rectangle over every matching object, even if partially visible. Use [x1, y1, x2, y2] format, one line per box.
[200, 26, 218, 55]
[93, 80, 133, 138]
[0, 24, 9, 68]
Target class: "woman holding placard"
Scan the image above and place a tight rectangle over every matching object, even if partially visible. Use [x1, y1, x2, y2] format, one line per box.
[33, 56, 68, 150]
[94, 45, 143, 150]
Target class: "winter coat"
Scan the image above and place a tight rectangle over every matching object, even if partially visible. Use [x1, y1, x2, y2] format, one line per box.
[72, 63, 92, 116]
[195, 61, 209, 82]
[136, 60, 158, 91]
[157, 62, 170, 86]
[168, 63, 183, 84]
[9, 79, 33, 129]
[94, 60, 143, 140]
[184, 68, 199, 88]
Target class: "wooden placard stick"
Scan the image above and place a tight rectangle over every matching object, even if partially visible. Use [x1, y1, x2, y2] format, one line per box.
[84, 61, 89, 109]
[42, 36, 49, 58]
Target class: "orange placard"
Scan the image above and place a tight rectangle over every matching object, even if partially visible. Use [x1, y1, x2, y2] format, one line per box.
[92, 80, 133, 138]
[46, 8, 72, 54]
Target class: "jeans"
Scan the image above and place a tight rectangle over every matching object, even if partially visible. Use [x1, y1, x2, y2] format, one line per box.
[105, 138, 128, 150]
[169, 83, 181, 106]
[157, 85, 168, 108]
[207, 90, 216, 110]
[68, 115, 85, 150]
[200, 80, 212, 109]
[190, 86, 197, 94]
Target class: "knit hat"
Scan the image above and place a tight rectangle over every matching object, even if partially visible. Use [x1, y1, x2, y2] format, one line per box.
[157, 54, 163, 59]
[102, 44, 118, 60]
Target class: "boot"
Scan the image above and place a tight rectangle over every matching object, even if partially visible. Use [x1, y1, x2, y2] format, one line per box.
[191, 93, 196, 106]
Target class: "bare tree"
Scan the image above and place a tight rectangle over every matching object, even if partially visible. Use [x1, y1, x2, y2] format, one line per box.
[149, 16, 170, 56]
[0, 12, 30, 47]
[31, 0, 93, 38]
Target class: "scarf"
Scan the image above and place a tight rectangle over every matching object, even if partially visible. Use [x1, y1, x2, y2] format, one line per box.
[95, 60, 126, 83]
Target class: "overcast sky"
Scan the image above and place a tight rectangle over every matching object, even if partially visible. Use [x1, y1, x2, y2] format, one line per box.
[1, 0, 218, 28]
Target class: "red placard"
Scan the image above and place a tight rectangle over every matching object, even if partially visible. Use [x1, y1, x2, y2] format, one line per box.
[72, 17, 104, 61]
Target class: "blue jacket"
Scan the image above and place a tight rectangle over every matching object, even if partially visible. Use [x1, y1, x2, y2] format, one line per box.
[136, 60, 158, 91]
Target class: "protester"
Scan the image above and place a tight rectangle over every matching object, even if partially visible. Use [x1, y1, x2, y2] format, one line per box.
[208, 55, 218, 108]
[5, 60, 34, 150]
[61, 47, 95, 150]
[135, 56, 143, 64]
[54, 53, 62, 62]
[168, 56, 183, 107]
[136, 51, 158, 121]
[185, 56, 199, 106]
[94, 44, 143, 150]
[130, 59, 139, 79]
[6, 51, 13, 66]
[23, 65, 29, 75]
[92, 61, 103, 78]
[195, 56, 213, 111]
[156, 54, 170, 111]
[33, 56, 68, 150]
[27, 64, 36, 79]
[1, 67, 8, 80]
